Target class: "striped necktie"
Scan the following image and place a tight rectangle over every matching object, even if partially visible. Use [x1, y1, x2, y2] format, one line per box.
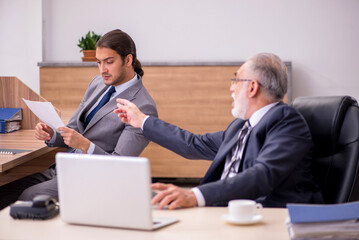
[223, 121, 250, 178]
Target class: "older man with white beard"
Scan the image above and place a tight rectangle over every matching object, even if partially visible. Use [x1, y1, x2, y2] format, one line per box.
[114, 53, 324, 209]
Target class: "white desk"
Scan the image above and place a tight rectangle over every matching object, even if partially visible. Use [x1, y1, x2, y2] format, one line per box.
[0, 207, 289, 240]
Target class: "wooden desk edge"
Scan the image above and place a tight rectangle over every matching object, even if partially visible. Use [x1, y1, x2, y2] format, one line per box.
[0, 146, 58, 173]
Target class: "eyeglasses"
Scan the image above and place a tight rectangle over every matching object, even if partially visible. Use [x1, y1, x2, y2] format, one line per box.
[230, 78, 252, 85]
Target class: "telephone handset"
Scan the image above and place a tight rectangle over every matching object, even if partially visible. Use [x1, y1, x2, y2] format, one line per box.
[10, 195, 59, 220]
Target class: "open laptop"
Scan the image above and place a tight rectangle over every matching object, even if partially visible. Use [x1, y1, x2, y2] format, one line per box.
[56, 152, 178, 230]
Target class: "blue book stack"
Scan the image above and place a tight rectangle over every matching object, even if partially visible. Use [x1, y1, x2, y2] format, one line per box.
[0, 108, 22, 133]
[286, 201, 359, 240]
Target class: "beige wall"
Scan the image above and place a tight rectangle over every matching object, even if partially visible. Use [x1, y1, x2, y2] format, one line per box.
[0, 0, 42, 93]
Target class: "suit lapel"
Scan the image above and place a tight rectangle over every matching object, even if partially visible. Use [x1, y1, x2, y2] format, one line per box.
[200, 102, 284, 183]
[83, 79, 143, 132]
[201, 119, 245, 183]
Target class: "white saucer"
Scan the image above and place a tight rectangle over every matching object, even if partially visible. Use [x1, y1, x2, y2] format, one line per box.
[222, 214, 263, 225]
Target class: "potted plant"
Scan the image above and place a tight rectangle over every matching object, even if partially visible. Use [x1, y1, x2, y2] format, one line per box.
[77, 31, 101, 61]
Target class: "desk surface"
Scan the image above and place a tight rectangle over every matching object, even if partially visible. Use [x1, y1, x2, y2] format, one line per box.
[0, 130, 52, 172]
[0, 207, 289, 240]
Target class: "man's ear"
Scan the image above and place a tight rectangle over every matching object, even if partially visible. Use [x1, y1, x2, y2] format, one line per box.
[125, 54, 133, 67]
[248, 80, 260, 97]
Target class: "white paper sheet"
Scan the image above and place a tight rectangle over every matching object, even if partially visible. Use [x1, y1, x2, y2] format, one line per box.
[23, 98, 65, 131]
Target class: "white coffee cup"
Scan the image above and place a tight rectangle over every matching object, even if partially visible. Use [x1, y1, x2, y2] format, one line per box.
[228, 199, 262, 221]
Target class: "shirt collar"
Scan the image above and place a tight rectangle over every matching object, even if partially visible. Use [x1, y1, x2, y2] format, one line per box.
[113, 74, 139, 95]
[248, 102, 280, 127]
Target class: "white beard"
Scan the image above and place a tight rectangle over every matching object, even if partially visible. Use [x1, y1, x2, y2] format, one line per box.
[231, 90, 249, 120]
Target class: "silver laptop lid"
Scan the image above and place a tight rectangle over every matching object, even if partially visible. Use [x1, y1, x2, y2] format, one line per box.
[56, 152, 154, 230]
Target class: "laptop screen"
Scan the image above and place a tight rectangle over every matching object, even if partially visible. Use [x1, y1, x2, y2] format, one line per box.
[56, 152, 155, 230]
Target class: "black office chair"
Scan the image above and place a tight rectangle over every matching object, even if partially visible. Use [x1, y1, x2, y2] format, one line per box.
[292, 96, 359, 204]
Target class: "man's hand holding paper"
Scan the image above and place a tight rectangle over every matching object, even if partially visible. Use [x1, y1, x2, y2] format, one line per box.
[35, 122, 54, 141]
[58, 127, 91, 153]
[24, 98, 90, 153]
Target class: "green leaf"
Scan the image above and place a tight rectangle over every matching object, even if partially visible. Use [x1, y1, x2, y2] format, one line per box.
[77, 31, 102, 51]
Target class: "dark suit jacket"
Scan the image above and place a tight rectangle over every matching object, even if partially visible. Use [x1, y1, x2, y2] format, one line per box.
[47, 75, 158, 156]
[143, 102, 323, 207]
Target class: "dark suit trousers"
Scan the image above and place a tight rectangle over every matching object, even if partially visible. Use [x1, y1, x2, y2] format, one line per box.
[0, 168, 57, 210]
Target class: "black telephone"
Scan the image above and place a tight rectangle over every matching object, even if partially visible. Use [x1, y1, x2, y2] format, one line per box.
[10, 195, 59, 220]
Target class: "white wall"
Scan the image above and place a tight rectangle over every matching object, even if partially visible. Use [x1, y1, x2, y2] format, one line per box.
[1, 0, 359, 100]
[0, 0, 42, 93]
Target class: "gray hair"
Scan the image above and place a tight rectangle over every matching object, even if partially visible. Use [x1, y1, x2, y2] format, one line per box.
[246, 53, 288, 101]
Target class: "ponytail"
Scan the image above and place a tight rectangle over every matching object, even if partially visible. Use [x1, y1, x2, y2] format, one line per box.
[133, 58, 144, 77]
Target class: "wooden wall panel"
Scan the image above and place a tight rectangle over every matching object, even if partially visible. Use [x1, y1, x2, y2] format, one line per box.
[39, 65, 288, 178]
[143, 66, 235, 131]
[40, 67, 99, 109]
[141, 66, 236, 177]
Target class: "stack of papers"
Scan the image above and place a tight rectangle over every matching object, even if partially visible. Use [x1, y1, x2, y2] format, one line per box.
[287, 201, 359, 240]
[2, 121, 21, 133]
[0, 108, 22, 133]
